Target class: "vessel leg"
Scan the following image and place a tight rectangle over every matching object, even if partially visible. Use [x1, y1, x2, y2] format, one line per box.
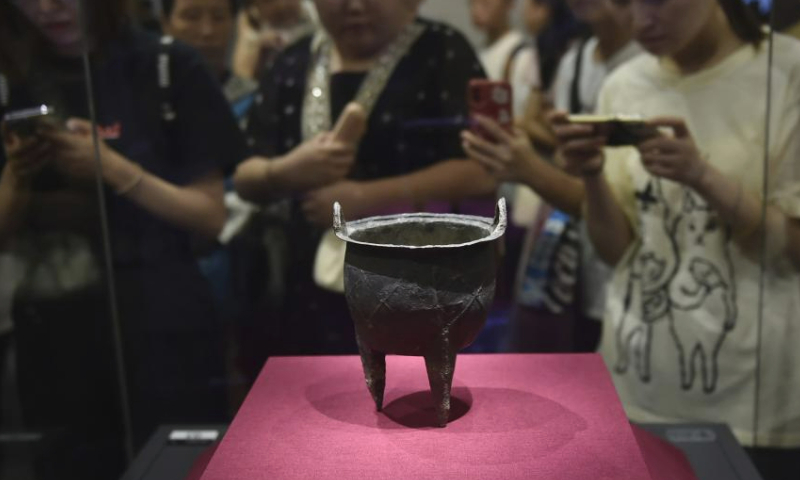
[356, 336, 386, 411]
[424, 346, 457, 427]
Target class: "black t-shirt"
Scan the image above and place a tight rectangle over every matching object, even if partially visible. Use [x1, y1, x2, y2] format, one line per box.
[245, 18, 486, 279]
[247, 18, 485, 177]
[0, 29, 248, 265]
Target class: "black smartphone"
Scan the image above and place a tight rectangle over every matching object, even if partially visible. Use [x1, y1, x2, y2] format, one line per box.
[567, 114, 659, 146]
[2, 105, 59, 138]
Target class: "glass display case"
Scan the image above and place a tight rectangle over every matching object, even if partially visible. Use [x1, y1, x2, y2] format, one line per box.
[1, 1, 797, 479]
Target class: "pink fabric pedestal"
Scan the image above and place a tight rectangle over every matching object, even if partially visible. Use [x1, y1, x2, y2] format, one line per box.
[200, 354, 686, 480]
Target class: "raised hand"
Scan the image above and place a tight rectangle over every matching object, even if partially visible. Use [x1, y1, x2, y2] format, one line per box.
[637, 117, 708, 188]
[1, 125, 53, 184]
[40, 117, 110, 182]
[548, 110, 607, 177]
[277, 133, 357, 192]
[460, 115, 539, 184]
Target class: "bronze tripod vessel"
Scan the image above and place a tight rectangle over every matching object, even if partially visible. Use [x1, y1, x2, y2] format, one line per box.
[334, 199, 506, 427]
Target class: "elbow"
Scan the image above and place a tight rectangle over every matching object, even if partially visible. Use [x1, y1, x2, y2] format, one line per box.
[463, 160, 499, 196]
[232, 159, 262, 203]
[231, 171, 252, 202]
[590, 225, 634, 269]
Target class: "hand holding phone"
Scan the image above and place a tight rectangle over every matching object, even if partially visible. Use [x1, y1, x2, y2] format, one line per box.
[547, 110, 606, 177]
[1, 108, 59, 183]
[468, 79, 513, 140]
[2, 105, 60, 140]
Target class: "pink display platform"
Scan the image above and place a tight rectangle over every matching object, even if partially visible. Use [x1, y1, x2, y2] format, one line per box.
[200, 354, 670, 480]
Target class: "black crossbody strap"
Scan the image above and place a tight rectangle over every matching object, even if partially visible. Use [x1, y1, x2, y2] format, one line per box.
[0, 73, 9, 109]
[158, 35, 176, 122]
[569, 38, 589, 114]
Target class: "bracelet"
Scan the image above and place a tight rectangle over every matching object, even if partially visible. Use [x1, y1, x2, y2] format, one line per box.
[116, 163, 145, 195]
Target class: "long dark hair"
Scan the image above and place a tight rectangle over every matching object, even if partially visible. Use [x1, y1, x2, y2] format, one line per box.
[534, 0, 587, 91]
[718, 0, 766, 46]
[0, 0, 132, 81]
[162, 0, 239, 17]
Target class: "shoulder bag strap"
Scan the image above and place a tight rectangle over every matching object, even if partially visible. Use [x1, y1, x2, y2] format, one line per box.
[158, 35, 176, 122]
[0, 73, 9, 111]
[569, 38, 589, 114]
[502, 41, 529, 83]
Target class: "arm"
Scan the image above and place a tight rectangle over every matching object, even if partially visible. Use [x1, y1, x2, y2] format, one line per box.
[640, 117, 800, 270]
[694, 164, 797, 265]
[582, 173, 636, 266]
[463, 112, 635, 264]
[462, 115, 585, 216]
[104, 150, 226, 239]
[550, 112, 635, 265]
[43, 119, 226, 240]
[360, 159, 497, 207]
[233, 133, 356, 203]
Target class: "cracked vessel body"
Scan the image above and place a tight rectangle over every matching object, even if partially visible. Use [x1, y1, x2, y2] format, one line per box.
[334, 199, 507, 427]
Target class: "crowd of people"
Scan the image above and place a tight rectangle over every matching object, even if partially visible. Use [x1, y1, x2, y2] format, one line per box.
[0, 1, 798, 479]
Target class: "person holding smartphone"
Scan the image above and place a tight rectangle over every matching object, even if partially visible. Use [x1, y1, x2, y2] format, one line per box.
[496, 1, 800, 478]
[0, 0, 248, 477]
[462, 0, 639, 353]
[232, 0, 497, 358]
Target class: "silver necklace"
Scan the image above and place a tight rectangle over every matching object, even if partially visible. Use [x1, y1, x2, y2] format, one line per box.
[301, 23, 425, 141]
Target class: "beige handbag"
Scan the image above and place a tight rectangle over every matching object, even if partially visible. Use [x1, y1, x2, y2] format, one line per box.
[313, 229, 346, 292]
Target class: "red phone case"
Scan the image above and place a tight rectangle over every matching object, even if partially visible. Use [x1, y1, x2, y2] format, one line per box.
[468, 79, 513, 139]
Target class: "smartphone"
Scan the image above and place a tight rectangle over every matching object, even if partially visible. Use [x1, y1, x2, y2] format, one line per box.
[331, 102, 367, 145]
[2, 105, 65, 190]
[567, 114, 659, 146]
[468, 79, 513, 139]
[2, 105, 59, 138]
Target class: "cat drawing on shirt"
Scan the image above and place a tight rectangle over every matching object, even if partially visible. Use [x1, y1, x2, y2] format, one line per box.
[614, 180, 736, 394]
[667, 189, 737, 393]
[614, 179, 678, 382]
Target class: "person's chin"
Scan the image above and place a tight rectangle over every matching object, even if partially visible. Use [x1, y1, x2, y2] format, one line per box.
[341, 33, 378, 55]
[48, 33, 84, 54]
[638, 36, 670, 56]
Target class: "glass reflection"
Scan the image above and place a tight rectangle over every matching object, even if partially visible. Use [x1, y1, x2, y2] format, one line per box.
[460, 1, 798, 478]
[1, 0, 124, 477]
[1, 0, 245, 477]
[1, 1, 798, 479]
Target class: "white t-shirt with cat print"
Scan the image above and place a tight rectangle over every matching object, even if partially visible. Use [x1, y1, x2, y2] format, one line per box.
[595, 33, 800, 447]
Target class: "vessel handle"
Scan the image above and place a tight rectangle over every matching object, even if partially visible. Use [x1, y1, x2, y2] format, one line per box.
[491, 197, 508, 237]
[333, 202, 347, 236]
